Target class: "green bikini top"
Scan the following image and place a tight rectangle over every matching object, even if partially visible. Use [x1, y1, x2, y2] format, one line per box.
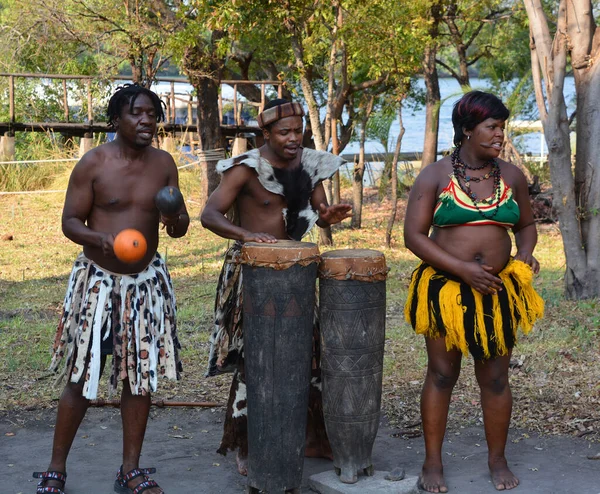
[433, 174, 520, 228]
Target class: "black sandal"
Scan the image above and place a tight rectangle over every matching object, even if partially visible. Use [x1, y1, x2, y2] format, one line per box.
[114, 466, 162, 494]
[32, 471, 67, 494]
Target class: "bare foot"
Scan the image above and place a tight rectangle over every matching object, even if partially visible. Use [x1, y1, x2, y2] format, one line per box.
[489, 458, 519, 491]
[236, 450, 248, 476]
[418, 464, 448, 493]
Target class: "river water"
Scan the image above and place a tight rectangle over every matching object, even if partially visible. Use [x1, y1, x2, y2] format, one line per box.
[150, 76, 576, 183]
[342, 77, 576, 157]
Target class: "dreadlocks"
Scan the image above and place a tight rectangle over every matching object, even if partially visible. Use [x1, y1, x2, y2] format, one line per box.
[106, 83, 165, 128]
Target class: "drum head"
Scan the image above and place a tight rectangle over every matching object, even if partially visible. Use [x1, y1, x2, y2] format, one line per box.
[319, 249, 388, 281]
[240, 240, 320, 270]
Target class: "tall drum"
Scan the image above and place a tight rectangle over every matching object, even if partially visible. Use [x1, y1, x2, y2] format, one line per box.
[318, 249, 388, 484]
[241, 240, 320, 494]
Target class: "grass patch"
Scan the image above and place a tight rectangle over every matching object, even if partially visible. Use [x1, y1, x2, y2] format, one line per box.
[0, 133, 78, 192]
[0, 166, 599, 443]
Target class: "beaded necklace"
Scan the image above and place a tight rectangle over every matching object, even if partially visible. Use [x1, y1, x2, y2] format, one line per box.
[453, 150, 489, 170]
[451, 147, 502, 219]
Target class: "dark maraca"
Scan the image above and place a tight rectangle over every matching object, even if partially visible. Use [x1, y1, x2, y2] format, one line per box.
[155, 186, 184, 215]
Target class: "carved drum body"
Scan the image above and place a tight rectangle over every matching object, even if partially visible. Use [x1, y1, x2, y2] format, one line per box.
[241, 240, 320, 493]
[318, 249, 387, 484]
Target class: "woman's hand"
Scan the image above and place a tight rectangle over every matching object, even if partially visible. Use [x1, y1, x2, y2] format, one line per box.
[460, 261, 503, 295]
[515, 251, 540, 274]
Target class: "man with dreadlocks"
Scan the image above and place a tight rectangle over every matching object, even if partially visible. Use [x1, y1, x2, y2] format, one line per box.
[33, 84, 188, 494]
[201, 98, 352, 475]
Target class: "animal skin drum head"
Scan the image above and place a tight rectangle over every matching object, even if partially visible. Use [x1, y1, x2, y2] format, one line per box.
[240, 240, 320, 270]
[319, 249, 388, 282]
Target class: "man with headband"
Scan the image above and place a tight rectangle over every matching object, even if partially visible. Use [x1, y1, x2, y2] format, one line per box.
[201, 98, 352, 475]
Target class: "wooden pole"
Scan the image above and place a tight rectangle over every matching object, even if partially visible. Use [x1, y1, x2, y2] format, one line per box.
[233, 84, 238, 125]
[87, 80, 93, 124]
[62, 80, 69, 122]
[187, 94, 195, 152]
[170, 81, 176, 123]
[218, 92, 223, 125]
[260, 84, 266, 113]
[9, 75, 14, 122]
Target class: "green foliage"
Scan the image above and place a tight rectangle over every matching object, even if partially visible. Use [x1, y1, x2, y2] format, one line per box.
[343, 0, 424, 85]
[378, 160, 414, 200]
[522, 158, 551, 184]
[367, 104, 397, 152]
[476, 5, 532, 83]
[0, 0, 180, 81]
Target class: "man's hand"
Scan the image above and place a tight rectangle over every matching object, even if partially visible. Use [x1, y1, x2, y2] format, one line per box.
[100, 233, 116, 257]
[318, 203, 352, 226]
[514, 251, 540, 274]
[241, 232, 278, 243]
[160, 213, 180, 227]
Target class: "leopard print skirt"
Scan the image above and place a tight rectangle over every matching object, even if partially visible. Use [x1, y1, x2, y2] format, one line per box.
[50, 253, 182, 399]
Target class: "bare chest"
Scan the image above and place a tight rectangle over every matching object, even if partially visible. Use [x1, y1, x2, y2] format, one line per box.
[240, 175, 287, 210]
[93, 165, 169, 212]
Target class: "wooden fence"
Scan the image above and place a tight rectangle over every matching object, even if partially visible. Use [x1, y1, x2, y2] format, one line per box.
[0, 72, 284, 158]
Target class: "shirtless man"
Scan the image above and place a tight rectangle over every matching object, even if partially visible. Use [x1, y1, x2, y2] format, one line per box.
[201, 99, 351, 475]
[33, 84, 189, 494]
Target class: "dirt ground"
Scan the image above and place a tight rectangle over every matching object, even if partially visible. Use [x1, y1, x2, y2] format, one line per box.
[2, 406, 599, 494]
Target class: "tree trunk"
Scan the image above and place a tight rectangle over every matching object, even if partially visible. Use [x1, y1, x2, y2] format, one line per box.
[299, 75, 324, 150]
[288, 35, 325, 151]
[386, 105, 404, 247]
[182, 32, 225, 209]
[525, 0, 600, 299]
[352, 154, 364, 229]
[331, 119, 341, 205]
[421, 42, 441, 167]
[129, 58, 143, 86]
[502, 135, 533, 183]
[352, 96, 375, 229]
[323, 0, 342, 151]
[420, 2, 442, 168]
[570, 62, 600, 297]
[194, 77, 224, 209]
[319, 177, 334, 245]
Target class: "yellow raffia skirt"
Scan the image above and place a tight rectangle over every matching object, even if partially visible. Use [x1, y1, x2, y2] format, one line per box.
[404, 259, 544, 360]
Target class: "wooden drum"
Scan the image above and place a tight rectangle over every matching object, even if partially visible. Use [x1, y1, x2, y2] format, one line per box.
[318, 249, 388, 484]
[241, 240, 320, 493]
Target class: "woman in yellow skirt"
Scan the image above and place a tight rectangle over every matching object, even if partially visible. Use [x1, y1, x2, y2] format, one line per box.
[403, 91, 544, 492]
